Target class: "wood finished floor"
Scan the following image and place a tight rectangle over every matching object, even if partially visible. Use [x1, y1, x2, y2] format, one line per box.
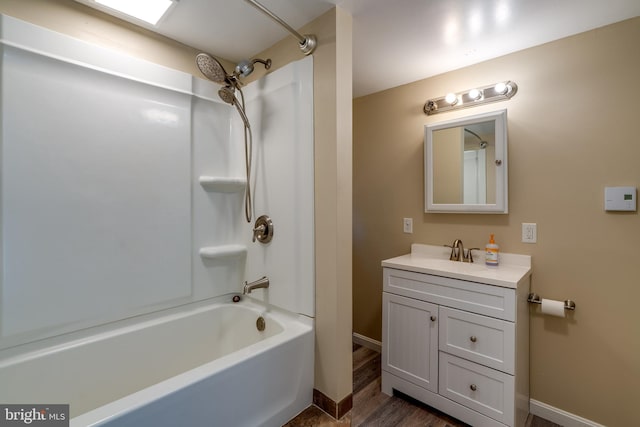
[284, 344, 562, 427]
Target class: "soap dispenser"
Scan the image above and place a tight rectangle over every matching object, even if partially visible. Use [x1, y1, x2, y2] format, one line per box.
[485, 234, 499, 266]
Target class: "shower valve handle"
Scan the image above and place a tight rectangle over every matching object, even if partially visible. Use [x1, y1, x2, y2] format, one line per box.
[252, 215, 274, 244]
[252, 224, 266, 242]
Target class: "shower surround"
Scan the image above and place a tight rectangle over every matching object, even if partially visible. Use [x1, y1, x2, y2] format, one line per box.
[0, 14, 314, 425]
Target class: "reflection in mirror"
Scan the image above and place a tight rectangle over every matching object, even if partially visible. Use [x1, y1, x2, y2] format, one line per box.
[425, 109, 508, 213]
[463, 123, 493, 204]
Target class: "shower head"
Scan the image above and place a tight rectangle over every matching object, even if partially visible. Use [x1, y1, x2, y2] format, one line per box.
[234, 58, 272, 78]
[197, 52, 255, 129]
[219, 86, 251, 129]
[218, 85, 236, 104]
[195, 53, 230, 84]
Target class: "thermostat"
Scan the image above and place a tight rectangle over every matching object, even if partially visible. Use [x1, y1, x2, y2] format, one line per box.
[604, 186, 636, 211]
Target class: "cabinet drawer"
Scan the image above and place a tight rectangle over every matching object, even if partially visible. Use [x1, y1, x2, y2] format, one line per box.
[440, 307, 515, 374]
[439, 353, 514, 424]
[383, 268, 515, 321]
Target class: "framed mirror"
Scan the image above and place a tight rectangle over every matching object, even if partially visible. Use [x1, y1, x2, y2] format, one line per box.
[425, 109, 508, 213]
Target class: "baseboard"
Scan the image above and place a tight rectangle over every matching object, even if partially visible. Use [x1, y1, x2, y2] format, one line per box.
[352, 332, 381, 352]
[313, 388, 352, 419]
[530, 399, 605, 427]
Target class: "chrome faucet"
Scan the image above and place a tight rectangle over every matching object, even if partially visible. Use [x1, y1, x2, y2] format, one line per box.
[445, 239, 479, 263]
[446, 239, 464, 261]
[243, 276, 270, 294]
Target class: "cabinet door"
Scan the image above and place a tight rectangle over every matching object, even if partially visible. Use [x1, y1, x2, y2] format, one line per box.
[382, 292, 438, 392]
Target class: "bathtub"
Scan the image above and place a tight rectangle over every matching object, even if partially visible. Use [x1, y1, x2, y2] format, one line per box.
[0, 297, 314, 427]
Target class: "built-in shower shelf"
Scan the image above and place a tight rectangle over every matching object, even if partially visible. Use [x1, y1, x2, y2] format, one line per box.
[199, 176, 246, 193]
[199, 245, 247, 260]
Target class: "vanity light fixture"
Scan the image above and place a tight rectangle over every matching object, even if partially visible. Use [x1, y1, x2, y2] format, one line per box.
[424, 80, 517, 115]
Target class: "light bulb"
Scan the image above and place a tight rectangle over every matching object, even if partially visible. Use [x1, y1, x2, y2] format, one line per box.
[494, 82, 508, 94]
[468, 88, 481, 100]
[445, 93, 458, 105]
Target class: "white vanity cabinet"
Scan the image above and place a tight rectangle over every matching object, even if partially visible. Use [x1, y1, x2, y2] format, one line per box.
[381, 244, 531, 427]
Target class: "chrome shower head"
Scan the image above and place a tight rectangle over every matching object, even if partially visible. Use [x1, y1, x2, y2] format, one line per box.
[234, 58, 272, 78]
[196, 52, 257, 130]
[218, 85, 236, 105]
[218, 85, 251, 129]
[195, 53, 230, 84]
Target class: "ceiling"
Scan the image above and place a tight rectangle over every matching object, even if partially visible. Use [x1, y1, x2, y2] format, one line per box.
[78, 0, 639, 97]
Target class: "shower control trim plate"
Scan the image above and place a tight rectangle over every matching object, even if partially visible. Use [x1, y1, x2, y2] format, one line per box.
[253, 215, 274, 244]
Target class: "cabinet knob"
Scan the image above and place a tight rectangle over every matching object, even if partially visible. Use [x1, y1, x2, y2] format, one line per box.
[470, 384, 477, 391]
[430, 316, 437, 322]
[470, 336, 477, 343]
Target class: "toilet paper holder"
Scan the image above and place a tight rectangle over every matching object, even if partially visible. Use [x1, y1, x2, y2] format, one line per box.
[527, 293, 576, 311]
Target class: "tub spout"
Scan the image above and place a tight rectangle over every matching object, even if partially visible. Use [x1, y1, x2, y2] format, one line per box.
[243, 276, 269, 294]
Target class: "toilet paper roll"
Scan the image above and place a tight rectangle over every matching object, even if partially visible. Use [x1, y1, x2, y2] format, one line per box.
[541, 298, 566, 318]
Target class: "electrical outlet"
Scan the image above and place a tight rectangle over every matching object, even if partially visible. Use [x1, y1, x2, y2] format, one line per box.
[403, 218, 413, 234]
[522, 223, 537, 243]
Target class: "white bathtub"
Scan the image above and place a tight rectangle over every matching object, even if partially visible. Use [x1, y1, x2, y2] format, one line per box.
[0, 297, 314, 427]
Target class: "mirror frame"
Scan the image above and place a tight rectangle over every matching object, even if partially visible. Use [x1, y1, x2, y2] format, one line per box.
[425, 109, 508, 213]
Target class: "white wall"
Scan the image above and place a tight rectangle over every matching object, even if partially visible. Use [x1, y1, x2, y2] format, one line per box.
[0, 15, 314, 351]
[242, 56, 315, 318]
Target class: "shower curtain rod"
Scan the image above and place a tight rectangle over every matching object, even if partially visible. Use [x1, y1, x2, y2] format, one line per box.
[243, 0, 317, 55]
[464, 128, 483, 142]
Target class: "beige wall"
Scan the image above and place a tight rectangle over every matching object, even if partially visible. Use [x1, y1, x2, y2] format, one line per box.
[1, 0, 353, 408]
[353, 17, 639, 426]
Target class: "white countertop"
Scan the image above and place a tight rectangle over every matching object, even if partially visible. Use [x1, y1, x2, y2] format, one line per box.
[381, 244, 531, 289]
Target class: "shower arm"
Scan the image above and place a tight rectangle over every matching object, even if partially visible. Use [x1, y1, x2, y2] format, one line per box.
[243, 0, 317, 55]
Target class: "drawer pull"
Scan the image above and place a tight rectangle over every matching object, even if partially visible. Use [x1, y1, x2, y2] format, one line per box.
[470, 384, 477, 391]
[430, 315, 437, 322]
[470, 336, 477, 343]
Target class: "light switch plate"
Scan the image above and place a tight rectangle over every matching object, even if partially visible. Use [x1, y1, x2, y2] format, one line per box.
[403, 218, 413, 233]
